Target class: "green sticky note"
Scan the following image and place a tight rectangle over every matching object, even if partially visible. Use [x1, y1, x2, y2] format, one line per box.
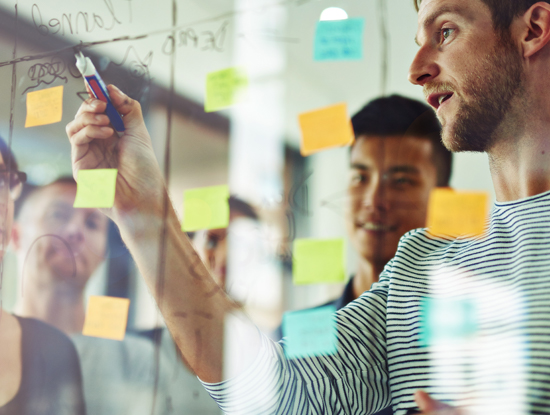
[182, 185, 230, 232]
[419, 297, 478, 347]
[283, 305, 338, 359]
[293, 238, 346, 285]
[74, 169, 118, 208]
[314, 18, 365, 61]
[205, 67, 248, 112]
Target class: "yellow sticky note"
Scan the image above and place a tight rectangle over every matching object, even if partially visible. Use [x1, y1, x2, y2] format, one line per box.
[293, 238, 346, 285]
[427, 189, 489, 237]
[82, 295, 130, 341]
[298, 103, 355, 156]
[205, 67, 248, 112]
[25, 85, 64, 127]
[182, 185, 229, 232]
[74, 169, 118, 208]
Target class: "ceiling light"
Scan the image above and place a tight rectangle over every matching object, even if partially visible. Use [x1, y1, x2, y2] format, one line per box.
[319, 7, 348, 21]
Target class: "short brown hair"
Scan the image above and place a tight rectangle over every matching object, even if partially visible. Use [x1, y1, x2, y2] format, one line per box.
[413, 0, 549, 32]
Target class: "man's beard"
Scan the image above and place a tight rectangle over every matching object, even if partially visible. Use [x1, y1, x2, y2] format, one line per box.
[429, 35, 525, 153]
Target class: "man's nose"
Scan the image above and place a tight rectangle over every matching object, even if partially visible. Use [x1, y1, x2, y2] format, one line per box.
[63, 220, 84, 244]
[362, 182, 390, 212]
[408, 46, 440, 86]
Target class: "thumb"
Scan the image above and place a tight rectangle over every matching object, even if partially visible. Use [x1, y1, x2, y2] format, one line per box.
[106, 84, 145, 129]
[415, 390, 447, 412]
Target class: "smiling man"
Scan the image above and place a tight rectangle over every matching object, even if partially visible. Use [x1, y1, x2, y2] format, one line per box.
[345, 95, 451, 304]
[65, 0, 550, 412]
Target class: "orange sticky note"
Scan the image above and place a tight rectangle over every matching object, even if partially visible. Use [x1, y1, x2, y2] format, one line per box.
[25, 85, 64, 127]
[82, 295, 130, 341]
[298, 103, 354, 156]
[427, 189, 489, 237]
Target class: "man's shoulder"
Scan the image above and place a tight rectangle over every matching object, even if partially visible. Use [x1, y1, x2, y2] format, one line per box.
[396, 227, 457, 254]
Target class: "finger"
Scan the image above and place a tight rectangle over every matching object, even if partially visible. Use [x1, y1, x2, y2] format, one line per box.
[66, 112, 111, 138]
[70, 124, 114, 147]
[415, 391, 448, 412]
[106, 84, 144, 127]
[75, 98, 107, 119]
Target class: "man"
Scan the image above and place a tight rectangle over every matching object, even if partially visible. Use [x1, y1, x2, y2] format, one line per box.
[298, 95, 450, 315]
[12, 178, 176, 415]
[275, 95, 452, 415]
[66, 0, 550, 410]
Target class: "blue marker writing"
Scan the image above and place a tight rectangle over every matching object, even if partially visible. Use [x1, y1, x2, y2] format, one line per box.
[75, 52, 125, 132]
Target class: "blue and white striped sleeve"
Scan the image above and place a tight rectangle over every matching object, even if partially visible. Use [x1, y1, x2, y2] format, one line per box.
[201, 266, 391, 414]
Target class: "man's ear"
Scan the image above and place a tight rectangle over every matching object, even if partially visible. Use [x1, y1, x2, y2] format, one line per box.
[521, 2, 550, 58]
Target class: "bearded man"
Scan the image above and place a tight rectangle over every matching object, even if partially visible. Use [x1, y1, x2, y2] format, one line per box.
[65, 0, 550, 413]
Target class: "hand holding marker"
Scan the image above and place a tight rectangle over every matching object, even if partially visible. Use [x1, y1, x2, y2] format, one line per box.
[75, 52, 125, 132]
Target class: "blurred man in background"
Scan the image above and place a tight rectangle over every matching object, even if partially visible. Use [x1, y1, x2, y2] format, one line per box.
[277, 95, 452, 414]
[11, 177, 177, 415]
[137, 195, 261, 415]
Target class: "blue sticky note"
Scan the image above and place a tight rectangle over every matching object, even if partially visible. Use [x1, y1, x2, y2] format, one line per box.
[314, 18, 365, 61]
[282, 305, 338, 359]
[419, 297, 478, 347]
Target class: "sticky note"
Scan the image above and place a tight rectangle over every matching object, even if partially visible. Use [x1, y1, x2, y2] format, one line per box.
[293, 238, 346, 285]
[182, 185, 229, 231]
[25, 85, 64, 128]
[205, 67, 248, 112]
[283, 305, 338, 359]
[298, 103, 354, 156]
[427, 189, 489, 237]
[82, 295, 130, 341]
[420, 297, 478, 347]
[314, 18, 365, 61]
[73, 169, 118, 208]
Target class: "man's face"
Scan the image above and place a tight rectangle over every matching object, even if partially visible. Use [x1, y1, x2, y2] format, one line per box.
[345, 135, 438, 266]
[410, 0, 525, 152]
[16, 183, 108, 285]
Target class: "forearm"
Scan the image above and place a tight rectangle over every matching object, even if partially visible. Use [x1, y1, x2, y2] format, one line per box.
[115, 192, 261, 382]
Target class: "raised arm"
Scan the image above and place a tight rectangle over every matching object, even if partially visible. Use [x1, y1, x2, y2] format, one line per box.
[66, 86, 392, 414]
[65, 86, 260, 383]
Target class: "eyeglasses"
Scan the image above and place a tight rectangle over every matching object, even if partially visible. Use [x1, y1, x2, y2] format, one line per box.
[0, 170, 27, 200]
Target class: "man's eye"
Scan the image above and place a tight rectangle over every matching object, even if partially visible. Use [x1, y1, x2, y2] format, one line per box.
[393, 177, 414, 186]
[351, 173, 366, 184]
[86, 219, 98, 230]
[441, 28, 454, 42]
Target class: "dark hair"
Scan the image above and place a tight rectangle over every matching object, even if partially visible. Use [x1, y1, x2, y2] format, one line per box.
[0, 136, 19, 172]
[351, 94, 452, 187]
[413, 0, 548, 33]
[229, 196, 259, 221]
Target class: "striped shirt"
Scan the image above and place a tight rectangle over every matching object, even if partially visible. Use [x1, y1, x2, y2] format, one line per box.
[202, 190, 550, 414]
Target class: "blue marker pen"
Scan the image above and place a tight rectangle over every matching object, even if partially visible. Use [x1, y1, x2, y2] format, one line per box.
[75, 52, 125, 132]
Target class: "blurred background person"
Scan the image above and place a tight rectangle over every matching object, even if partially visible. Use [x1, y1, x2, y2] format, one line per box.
[12, 177, 173, 415]
[0, 141, 86, 415]
[276, 95, 452, 414]
[136, 195, 262, 415]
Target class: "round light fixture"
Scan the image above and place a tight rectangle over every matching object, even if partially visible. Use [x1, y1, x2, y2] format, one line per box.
[319, 7, 348, 21]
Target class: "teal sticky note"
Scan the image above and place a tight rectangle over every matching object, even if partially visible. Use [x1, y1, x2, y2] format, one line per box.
[283, 305, 338, 359]
[314, 18, 365, 61]
[73, 169, 118, 208]
[182, 185, 230, 232]
[293, 238, 346, 285]
[419, 297, 478, 347]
